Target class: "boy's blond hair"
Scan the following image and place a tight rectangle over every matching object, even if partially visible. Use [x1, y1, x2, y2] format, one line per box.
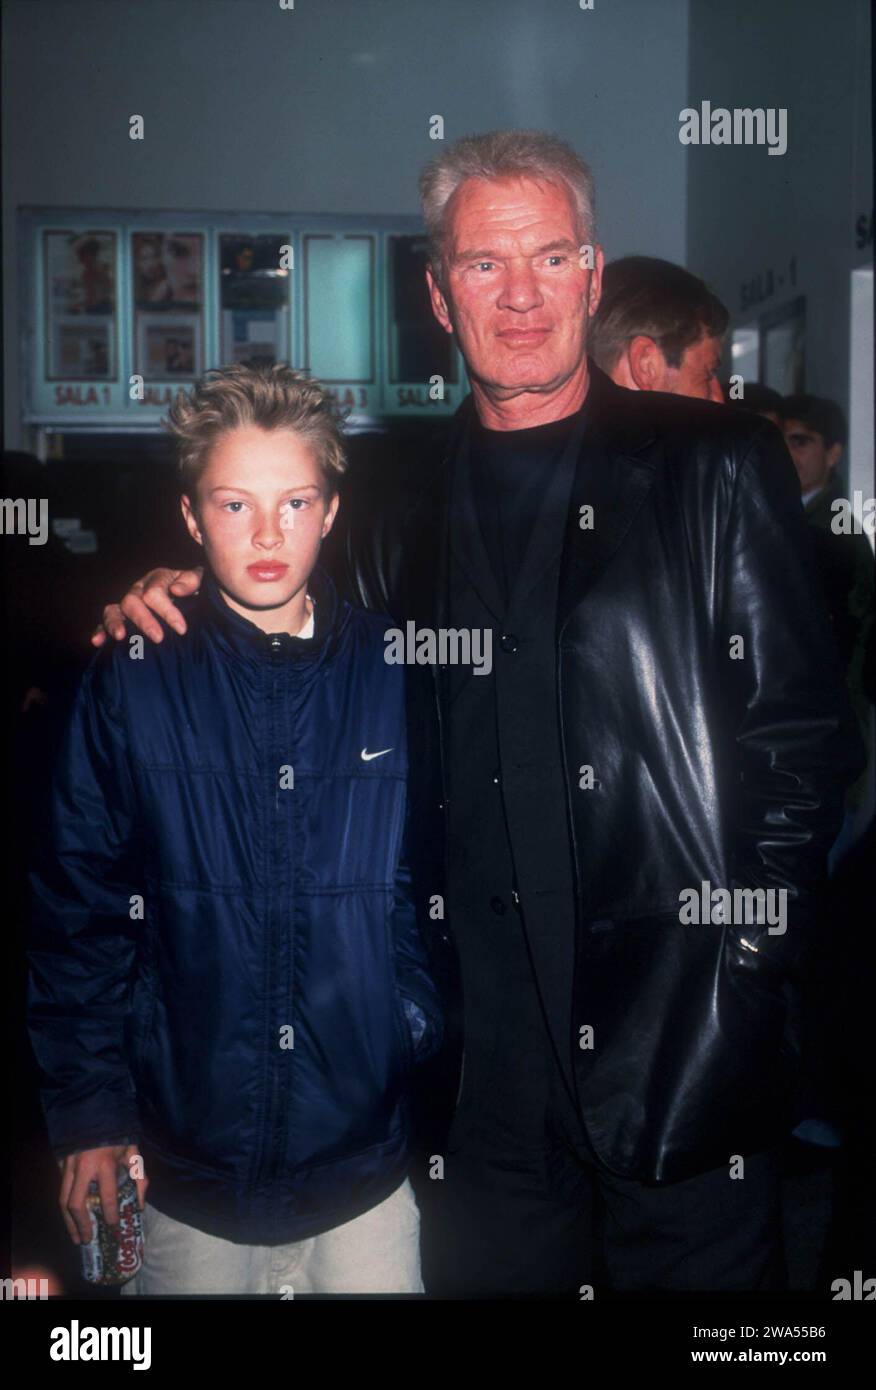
[165, 363, 347, 500]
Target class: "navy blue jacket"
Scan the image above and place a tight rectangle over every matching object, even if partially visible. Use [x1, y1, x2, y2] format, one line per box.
[28, 565, 443, 1244]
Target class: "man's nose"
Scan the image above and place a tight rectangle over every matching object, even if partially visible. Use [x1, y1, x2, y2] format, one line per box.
[497, 264, 543, 311]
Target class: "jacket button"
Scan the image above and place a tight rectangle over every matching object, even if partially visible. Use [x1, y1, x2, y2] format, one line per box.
[499, 633, 519, 654]
[490, 896, 506, 916]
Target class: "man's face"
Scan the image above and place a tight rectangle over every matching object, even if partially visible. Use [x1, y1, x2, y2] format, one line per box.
[661, 332, 724, 401]
[181, 426, 338, 633]
[426, 175, 603, 401]
[782, 419, 841, 494]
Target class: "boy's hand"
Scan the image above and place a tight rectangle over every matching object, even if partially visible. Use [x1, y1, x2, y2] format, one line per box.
[58, 1143, 148, 1244]
[91, 567, 203, 647]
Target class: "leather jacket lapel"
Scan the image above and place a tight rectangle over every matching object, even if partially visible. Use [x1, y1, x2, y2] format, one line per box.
[557, 370, 662, 633]
[400, 370, 664, 634]
[557, 439, 661, 633]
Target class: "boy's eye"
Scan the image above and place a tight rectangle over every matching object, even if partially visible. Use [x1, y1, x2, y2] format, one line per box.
[280, 499, 308, 520]
[220, 499, 309, 515]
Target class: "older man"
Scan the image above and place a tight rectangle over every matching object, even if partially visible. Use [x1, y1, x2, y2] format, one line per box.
[93, 130, 861, 1296]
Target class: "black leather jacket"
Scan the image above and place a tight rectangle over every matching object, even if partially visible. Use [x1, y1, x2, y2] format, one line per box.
[330, 364, 864, 1182]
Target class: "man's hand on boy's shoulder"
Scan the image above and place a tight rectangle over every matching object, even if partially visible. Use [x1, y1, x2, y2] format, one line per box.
[91, 566, 203, 648]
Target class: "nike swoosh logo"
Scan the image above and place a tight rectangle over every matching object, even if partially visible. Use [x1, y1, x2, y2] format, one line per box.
[361, 747, 393, 761]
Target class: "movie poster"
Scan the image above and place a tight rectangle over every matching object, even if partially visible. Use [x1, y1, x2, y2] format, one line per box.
[219, 233, 290, 365]
[44, 230, 116, 380]
[132, 231, 203, 379]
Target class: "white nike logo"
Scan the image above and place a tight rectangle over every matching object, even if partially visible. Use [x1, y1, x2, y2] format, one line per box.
[361, 747, 393, 761]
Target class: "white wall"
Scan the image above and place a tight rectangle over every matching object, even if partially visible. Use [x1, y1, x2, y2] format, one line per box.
[687, 0, 873, 417]
[2, 0, 689, 448]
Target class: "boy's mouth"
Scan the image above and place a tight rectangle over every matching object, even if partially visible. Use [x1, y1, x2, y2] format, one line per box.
[246, 563, 290, 582]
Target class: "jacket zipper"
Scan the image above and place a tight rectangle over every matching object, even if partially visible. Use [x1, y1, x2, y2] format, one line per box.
[261, 633, 287, 1186]
[432, 667, 449, 814]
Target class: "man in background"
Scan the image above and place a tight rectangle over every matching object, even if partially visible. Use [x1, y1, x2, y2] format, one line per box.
[781, 394, 874, 861]
[589, 255, 726, 402]
[781, 394, 874, 1160]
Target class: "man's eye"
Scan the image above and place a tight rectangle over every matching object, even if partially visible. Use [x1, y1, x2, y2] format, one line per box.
[223, 501, 246, 513]
[286, 498, 308, 510]
[546, 255, 566, 266]
[476, 262, 495, 272]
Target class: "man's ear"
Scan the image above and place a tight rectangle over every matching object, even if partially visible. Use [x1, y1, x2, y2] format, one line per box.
[425, 263, 453, 335]
[627, 335, 665, 392]
[826, 442, 843, 471]
[180, 494, 204, 547]
[586, 243, 605, 318]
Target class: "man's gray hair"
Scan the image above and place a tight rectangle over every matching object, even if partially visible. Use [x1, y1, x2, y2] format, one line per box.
[419, 129, 597, 287]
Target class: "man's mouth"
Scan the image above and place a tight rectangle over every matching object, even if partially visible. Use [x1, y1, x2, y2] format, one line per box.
[246, 563, 289, 582]
[496, 327, 552, 346]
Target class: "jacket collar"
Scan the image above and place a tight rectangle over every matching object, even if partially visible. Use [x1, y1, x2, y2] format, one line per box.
[438, 359, 658, 482]
[197, 563, 344, 667]
[404, 362, 662, 630]
[803, 473, 843, 523]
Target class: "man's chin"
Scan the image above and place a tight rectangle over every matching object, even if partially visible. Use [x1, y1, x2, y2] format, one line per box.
[478, 368, 569, 398]
[472, 350, 582, 398]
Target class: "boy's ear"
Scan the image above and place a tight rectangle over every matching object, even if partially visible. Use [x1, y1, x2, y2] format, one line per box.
[321, 489, 340, 540]
[180, 494, 204, 547]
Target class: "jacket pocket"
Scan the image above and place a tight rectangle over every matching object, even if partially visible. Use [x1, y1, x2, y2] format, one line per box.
[723, 927, 795, 1057]
[393, 995, 415, 1072]
[572, 910, 796, 1181]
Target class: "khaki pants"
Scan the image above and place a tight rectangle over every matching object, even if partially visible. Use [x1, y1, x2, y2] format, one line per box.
[120, 1178, 423, 1295]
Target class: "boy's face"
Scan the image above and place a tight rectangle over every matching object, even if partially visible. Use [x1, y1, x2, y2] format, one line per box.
[181, 426, 339, 634]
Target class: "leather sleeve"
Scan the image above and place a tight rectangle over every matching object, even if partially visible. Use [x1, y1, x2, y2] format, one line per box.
[717, 422, 865, 977]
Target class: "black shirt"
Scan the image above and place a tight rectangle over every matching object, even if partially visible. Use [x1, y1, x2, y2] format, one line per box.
[469, 411, 580, 607]
[445, 398, 589, 1146]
